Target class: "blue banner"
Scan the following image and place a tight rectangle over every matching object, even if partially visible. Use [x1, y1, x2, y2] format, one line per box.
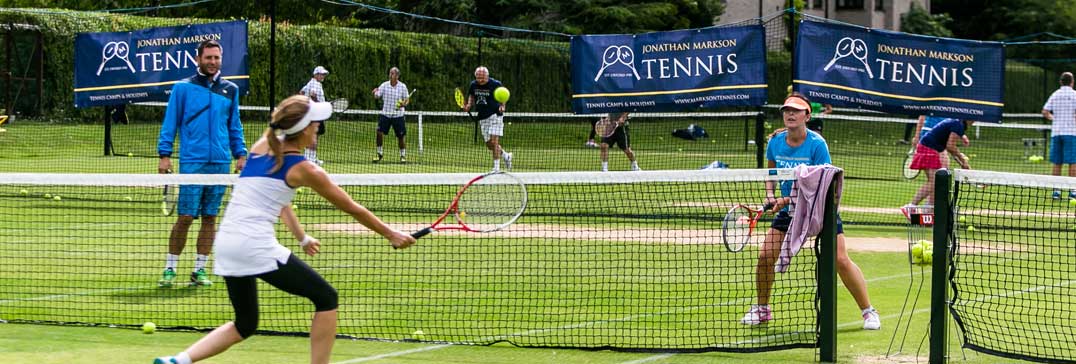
[74, 21, 249, 108]
[571, 25, 767, 114]
[794, 20, 1004, 122]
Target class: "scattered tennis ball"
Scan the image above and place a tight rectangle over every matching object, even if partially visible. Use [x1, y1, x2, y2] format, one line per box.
[43, 193, 51, 199]
[677, 148, 684, 152]
[412, 330, 425, 340]
[459, 211, 467, 219]
[493, 87, 510, 103]
[19, 189, 28, 196]
[1069, 198, 1076, 207]
[127, 152, 134, 157]
[711, 139, 716, 143]
[125, 196, 133, 201]
[507, 122, 512, 125]
[142, 322, 156, 334]
[966, 225, 976, 232]
[291, 204, 298, 211]
[959, 216, 966, 223]
[53, 195, 62, 201]
[658, 137, 664, 141]
[922, 249, 933, 264]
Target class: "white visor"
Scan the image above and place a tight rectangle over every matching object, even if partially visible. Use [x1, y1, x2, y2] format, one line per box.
[279, 101, 332, 136]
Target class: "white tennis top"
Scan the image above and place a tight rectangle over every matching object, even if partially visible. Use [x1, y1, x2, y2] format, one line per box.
[213, 153, 306, 277]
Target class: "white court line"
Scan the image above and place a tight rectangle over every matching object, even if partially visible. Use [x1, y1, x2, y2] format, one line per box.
[332, 345, 454, 364]
[332, 270, 928, 363]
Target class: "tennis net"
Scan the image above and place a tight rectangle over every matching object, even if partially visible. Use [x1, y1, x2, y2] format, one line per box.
[948, 169, 1076, 363]
[0, 169, 831, 352]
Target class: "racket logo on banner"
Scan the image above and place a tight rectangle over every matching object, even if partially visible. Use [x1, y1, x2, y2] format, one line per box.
[594, 45, 641, 81]
[823, 37, 873, 78]
[96, 41, 136, 76]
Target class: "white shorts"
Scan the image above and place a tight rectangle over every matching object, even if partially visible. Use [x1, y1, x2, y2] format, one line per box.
[480, 114, 504, 142]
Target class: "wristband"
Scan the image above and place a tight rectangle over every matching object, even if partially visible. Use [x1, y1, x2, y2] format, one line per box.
[299, 235, 315, 248]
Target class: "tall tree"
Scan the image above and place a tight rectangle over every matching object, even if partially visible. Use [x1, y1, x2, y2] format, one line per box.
[900, 2, 952, 37]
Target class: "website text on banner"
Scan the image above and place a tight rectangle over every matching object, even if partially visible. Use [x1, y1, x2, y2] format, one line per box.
[571, 25, 767, 114]
[73, 20, 250, 108]
[793, 20, 1004, 122]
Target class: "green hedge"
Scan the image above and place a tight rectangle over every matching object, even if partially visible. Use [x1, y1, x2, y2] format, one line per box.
[0, 8, 1059, 117]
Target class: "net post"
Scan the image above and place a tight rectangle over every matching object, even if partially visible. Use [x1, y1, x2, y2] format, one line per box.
[929, 169, 952, 364]
[103, 107, 112, 156]
[754, 109, 765, 168]
[818, 180, 837, 363]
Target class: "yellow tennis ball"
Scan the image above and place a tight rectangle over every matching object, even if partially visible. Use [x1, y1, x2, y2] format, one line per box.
[53, 195, 62, 201]
[19, 189, 28, 196]
[43, 193, 51, 199]
[291, 204, 298, 211]
[127, 152, 134, 157]
[412, 330, 425, 340]
[142, 322, 156, 334]
[459, 211, 467, 219]
[493, 87, 510, 103]
[677, 148, 684, 152]
[966, 225, 976, 232]
[911, 242, 924, 258]
[959, 215, 966, 223]
[921, 249, 933, 264]
[125, 196, 133, 201]
[1069, 198, 1076, 207]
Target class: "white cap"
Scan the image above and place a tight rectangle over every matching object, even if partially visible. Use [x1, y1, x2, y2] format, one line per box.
[280, 101, 332, 135]
[313, 66, 329, 75]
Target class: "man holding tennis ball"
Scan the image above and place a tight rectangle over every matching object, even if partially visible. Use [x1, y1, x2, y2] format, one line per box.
[464, 66, 513, 172]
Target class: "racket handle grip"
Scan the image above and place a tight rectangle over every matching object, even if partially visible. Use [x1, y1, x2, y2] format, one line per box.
[411, 227, 433, 239]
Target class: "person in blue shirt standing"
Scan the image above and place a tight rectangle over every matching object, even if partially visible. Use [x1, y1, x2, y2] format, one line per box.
[741, 94, 880, 331]
[464, 66, 512, 172]
[156, 39, 249, 288]
[908, 118, 973, 206]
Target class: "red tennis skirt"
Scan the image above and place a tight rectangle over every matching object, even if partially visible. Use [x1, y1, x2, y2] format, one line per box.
[910, 143, 943, 170]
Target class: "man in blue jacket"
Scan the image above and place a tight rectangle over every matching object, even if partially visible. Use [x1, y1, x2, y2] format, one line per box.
[156, 39, 248, 288]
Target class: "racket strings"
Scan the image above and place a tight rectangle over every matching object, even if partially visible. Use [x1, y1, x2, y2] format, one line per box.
[457, 177, 526, 231]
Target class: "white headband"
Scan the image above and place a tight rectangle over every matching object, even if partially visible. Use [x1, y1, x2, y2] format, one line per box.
[277, 100, 332, 136]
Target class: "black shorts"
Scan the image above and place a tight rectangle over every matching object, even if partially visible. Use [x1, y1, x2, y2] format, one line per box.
[771, 210, 844, 234]
[807, 119, 823, 133]
[601, 125, 630, 150]
[377, 115, 406, 137]
[317, 120, 326, 135]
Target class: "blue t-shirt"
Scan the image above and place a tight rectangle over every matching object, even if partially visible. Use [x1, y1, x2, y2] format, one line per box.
[920, 118, 966, 152]
[468, 78, 504, 120]
[766, 130, 831, 197]
[918, 116, 949, 139]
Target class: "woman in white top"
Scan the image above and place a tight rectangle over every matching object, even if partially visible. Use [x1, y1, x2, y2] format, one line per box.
[154, 95, 415, 364]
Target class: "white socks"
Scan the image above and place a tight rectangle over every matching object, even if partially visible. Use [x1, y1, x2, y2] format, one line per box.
[493, 159, 501, 170]
[376, 146, 383, 155]
[601, 161, 608, 172]
[165, 254, 179, 270]
[400, 149, 406, 157]
[194, 254, 209, 271]
[631, 161, 640, 170]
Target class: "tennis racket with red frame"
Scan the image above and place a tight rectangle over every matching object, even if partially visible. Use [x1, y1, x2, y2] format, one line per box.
[721, 202, 774, 252]
[411, 172, 528, 239]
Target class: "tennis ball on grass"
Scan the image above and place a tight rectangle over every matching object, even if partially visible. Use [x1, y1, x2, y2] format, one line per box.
[53, 195, 62, 201]
[677, 148, 684, 152]
[1069, 198, 1076, 207]
[966, 225, 976, 232]
[493, 87, 510, 103]
[412, 330, 425, 340]
[19, 189, 28, 196]
[127, 152, 134, 157]
[959, 215, 966, 223]
[142, 322, 156, 334]
[125, 196, 133, 201]
[43, 193, 51, 199]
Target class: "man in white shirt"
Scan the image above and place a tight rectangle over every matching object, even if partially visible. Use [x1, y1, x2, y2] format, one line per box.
[1042, 72, 1076, 200]
[299, 66, 329, 165]
[371, 67, 410, 163]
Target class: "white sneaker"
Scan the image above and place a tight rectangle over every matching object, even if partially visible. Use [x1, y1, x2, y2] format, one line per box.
[585, 141, 598, 148]
[862, 308, 881, 330]
[631, 165, 641, 171]
[503, 152, 513, 171]
[740, 304, 772, 325]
